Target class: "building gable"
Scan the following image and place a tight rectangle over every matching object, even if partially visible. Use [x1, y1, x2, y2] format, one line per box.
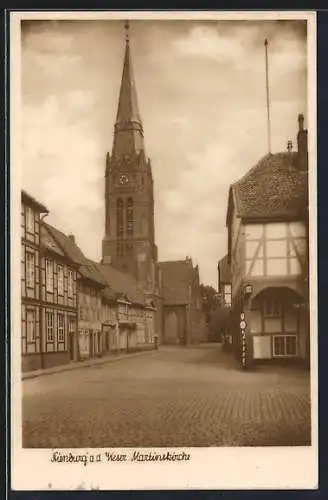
[41, 225, 66, 258]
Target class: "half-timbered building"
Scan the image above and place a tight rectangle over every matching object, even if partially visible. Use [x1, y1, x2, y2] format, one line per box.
[43, 225, 107, 360]
[96, 263, 156, 352]
[39, 224, 80, 367]
[225, 115, 309, 366]
[21, 191, 48, 372]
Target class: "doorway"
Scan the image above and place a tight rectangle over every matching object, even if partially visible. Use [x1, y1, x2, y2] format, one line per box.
[68, 319, 75, 361]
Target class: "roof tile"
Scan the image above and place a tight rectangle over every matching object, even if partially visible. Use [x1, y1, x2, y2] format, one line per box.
[95, 263, 145, 305]
[232, 152, 308, 219]
[44, 223, 106, 287]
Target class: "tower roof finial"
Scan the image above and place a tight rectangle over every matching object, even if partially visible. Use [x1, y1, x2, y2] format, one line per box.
[124, 20, 130, 43]
[112, 19, 144, 157]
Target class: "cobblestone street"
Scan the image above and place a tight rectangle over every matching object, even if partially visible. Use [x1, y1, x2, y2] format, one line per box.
[22, 344, 311, 448]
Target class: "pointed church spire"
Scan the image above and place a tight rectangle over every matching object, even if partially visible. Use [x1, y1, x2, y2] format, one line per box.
[112, 21, 145, 158]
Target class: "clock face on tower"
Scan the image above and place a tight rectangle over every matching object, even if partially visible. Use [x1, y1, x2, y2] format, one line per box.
[119, 174, 129, 185]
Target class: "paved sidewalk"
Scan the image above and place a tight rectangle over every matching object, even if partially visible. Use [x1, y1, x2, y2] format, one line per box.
[22, 346, 157, 380]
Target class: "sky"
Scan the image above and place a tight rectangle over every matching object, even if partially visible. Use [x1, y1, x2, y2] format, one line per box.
[21, 18, 307, 288]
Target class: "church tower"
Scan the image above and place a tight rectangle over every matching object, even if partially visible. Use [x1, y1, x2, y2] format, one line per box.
[102, 22, 158, 293]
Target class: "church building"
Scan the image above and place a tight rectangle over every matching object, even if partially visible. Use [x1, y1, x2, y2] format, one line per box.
[100, 22, 208, 344]
[101, 23, 164, 339]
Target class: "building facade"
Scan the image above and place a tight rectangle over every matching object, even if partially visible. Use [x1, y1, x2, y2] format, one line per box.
[224, 115, 309, 366]
[44, 224, 108, 361]
[39, 223, 79, 368]
[159, 257, 206, 345]
[21, 191, 48, 372]
[96, 262, 156, 353]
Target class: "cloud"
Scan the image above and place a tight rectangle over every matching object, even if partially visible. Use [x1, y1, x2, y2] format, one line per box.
[172, 25, 246, 63]
[22, 93, 104, 257]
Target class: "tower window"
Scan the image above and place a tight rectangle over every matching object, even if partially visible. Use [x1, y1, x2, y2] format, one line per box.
[126, 243, 133, 255]
[117, 243, 124, 257]
[117, 198, 124, 238]
[127, 197, 134, 236]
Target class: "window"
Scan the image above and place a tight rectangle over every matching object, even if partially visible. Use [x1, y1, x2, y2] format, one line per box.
[273, 335, 297, 357]
[46, 312, 54, 342]
[46, 260, 54, 292]
[224, 284, 232, 307]
[126, 243, 133, 255]
[26, 206, 34, 233]
[263, 295, 282, 317]
[26, 251, 35, 288]
[57, 265, 64, 295]
[117, 243, 124, 257]
[127, 197, 134, 236]
[26, 310, 36, 343]
[117, 198, 124, 238]
[57, 313, 65, 343]
[68, 270, 74, 297]
[263, 294, 283, 334]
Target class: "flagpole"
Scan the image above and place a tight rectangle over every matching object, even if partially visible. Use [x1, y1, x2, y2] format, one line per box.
[264, 39, 272, 154]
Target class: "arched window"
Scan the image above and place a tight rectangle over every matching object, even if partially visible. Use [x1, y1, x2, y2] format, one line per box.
[117, 198, 123, 238]
[127, 197, 134, 236]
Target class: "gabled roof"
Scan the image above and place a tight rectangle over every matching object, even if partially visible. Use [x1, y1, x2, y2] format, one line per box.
[44, 223, 106, 287]
[21, 190, 48, 214]
[44, 223, 85, 265]
[228, 152, 308, 222]
[40, 224, 66, 259]
[159, 260, 191, 305]
[84, 259, 108, 288]
[217, 255, 231, 284]
[95, 262, 145, 305]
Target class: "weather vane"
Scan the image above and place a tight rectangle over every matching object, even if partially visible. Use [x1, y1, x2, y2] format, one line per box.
[124, 20, 130, 43]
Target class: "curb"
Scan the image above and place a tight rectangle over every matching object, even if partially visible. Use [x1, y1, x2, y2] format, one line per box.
[22, 348, 159, 380]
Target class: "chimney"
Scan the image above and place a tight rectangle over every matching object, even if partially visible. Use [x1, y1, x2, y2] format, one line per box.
[68, 234, 75, 243]
[297, 113, 308, 171]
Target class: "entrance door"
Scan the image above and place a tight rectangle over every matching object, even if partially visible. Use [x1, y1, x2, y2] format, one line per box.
[98, 331, 101, 356]
[165, 311, 178, 344]
[69, 320, 75, 361]
[105, 328, 109, 352]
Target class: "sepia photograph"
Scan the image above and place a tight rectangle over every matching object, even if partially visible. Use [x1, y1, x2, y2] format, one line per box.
[11, 10, 317, 491]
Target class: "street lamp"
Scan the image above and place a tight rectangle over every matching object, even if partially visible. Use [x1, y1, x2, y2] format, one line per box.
[244, 284, 253, 296]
